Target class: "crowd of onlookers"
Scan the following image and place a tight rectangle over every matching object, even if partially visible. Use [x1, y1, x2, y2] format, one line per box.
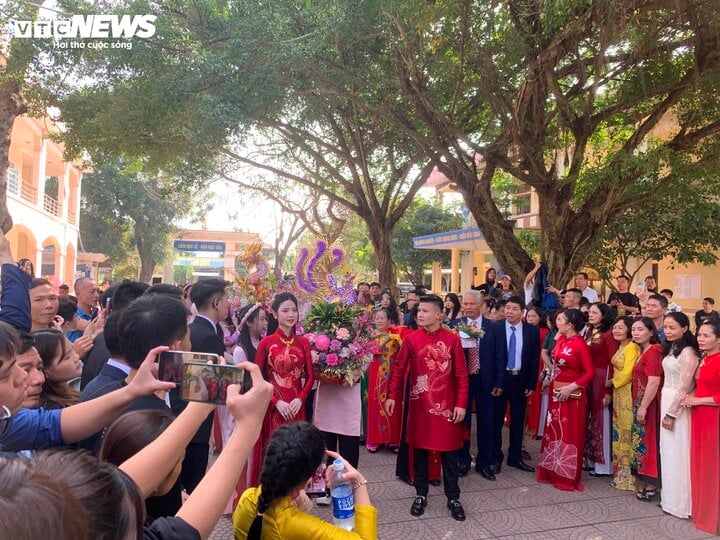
[4, 237, 720, 539]
[0, 234, 377, 540]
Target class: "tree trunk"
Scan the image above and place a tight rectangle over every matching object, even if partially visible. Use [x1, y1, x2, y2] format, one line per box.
[138, 255, 157, 283]
[366, 221, 397, 289]
[0, 79, 27, 234]
[535, 184, 605, 287]
[455, 168, 535, 286]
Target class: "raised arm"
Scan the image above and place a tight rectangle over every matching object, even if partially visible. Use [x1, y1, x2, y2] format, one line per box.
[176, 363, 272, 539]
[0, 235, 31, 332]
[120, 402, 215, 497]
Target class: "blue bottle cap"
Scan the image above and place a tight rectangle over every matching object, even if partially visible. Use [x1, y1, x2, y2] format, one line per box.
[333, 458, 344, 470]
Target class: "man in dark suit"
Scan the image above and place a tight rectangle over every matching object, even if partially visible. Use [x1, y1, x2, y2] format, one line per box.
[492, 295, 540, 473]
[449, 290, 504, 481]
[170, 278, 229, 494]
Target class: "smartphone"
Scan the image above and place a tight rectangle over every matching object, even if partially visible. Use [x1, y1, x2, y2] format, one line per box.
[90, 306, 99, 319]
[157, 351, 220, 384]
[305, 463, 327, 497]
[105, 297, 113, 315]
[180, 362, 245, 405]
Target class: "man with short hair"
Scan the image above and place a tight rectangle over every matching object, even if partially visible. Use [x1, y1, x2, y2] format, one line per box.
[575, 272, 599, 303]
[58, 284, 70, 299]
[491, 296, 540, 474]
[73, 277, 100, 330]
[607, 275, 640, 316]
[402, 289, 422, 325]
[386, 295, 469, 521]
[695, 297, 719, 332]
[79, 295, 190, 452]
[16, 333, 44, 409]
[369, 282, 382, 306]
[644, 294, 669, 346]
[660, 289, 682, 313]
[80, 281, 148, 389]
[171, 278, 228, 494]
[29, 278, 59, 331]
[449, 290, 503, 481]
[563, 288, 583, 309]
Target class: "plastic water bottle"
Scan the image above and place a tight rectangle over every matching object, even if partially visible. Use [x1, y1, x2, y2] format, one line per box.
[330, 458, 355, 530]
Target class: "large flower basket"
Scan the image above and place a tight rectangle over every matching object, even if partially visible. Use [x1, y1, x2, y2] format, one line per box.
[302, 302, 378, 387]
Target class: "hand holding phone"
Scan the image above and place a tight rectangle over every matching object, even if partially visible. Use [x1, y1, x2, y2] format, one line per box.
[158, 351, 220, 384]
[180, 362, 245, 405]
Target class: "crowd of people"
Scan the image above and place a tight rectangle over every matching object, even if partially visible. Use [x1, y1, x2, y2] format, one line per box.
[2, 237, 720, 538]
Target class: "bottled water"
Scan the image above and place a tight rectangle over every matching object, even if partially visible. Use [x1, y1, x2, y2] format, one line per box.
[330, 458, 355, 531]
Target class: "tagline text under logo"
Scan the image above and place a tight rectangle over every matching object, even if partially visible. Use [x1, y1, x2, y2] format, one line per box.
[13, 15, 157, 39]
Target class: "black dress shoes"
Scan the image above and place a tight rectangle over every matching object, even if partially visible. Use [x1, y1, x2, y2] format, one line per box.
[458, 463, 470, 477]
[491, 462, 502, 474]
[477, 468, 497, 481]
[507, 459, 535, 472]
[410, 496, 427, 517]
[447, 499, 466, 521]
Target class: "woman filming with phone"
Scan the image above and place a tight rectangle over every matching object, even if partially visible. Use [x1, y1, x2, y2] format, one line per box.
[233, 422, 378, 539]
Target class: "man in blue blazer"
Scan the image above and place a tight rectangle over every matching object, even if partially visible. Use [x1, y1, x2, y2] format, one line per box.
[492, 295, 540, 473]
[449, 290, 504, 481]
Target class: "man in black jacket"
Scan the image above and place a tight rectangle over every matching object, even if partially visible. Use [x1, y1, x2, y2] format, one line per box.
[491, 296, 540, 474]
[170, 278, 229, 494]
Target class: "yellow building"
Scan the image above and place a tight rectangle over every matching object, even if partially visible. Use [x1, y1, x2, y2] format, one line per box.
[6, 114, 83, 286]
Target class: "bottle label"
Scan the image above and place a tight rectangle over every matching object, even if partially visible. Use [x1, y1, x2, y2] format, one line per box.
[332, 493, 354, 520]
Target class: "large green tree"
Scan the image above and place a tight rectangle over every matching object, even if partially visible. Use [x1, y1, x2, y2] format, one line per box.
[19, 0, 720, 287]
[81, 162, 197, 282]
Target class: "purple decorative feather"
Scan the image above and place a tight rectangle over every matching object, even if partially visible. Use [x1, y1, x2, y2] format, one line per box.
[306, 241, 326, 290]
[295, 248, 312, 292]
[331, 248, 344, 267]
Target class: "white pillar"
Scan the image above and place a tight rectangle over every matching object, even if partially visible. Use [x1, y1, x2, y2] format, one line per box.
[61, 163, 70, 221]
[36, 138, 47, 206]
[460, 250, 474, 293]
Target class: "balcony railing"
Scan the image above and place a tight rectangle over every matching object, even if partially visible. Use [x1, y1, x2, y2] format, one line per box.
[8, 168, 39, 204]
[43, 194, 60, 216]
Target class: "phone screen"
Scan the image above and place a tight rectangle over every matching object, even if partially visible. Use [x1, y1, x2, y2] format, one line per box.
[158, 351, 220, 384]
[180, 362, 245, 405]
[305, 463, 327, 497]
[105, 297, 113, 315]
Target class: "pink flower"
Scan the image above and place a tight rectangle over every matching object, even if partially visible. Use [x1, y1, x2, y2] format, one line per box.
[336, 327, 351, 340]
[326, 353, 340, 366]
[315, 334, 331, 352]
[303, 332, 316, 344]
[311, 351, 320, 364]
[329, 339, 342, 352]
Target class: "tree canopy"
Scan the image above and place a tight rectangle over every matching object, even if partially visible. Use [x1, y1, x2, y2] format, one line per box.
[6, 0, 720, 286]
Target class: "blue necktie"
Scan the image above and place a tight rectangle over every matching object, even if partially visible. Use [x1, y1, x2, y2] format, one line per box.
[508, 326, 517, 370]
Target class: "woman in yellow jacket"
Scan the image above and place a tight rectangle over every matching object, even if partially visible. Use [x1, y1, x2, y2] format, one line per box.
[233, 422, 377, 539]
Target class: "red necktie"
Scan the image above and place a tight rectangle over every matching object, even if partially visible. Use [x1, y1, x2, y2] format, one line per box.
[467, 321, 479, 374]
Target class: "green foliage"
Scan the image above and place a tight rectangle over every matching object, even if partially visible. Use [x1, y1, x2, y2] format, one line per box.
[304, 302, 363, 334]
[391, 197, 463, 284]
[80, 160, 198, 281]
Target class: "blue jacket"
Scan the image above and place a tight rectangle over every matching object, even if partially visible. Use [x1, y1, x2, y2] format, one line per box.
[0, 263, 31, 332]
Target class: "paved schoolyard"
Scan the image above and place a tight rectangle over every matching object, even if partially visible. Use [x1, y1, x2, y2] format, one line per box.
[211, 434, 713, 539]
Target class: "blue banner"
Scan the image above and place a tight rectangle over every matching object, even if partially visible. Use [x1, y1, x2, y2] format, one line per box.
[173, 240, 226, 253]
[412, 227, 484, 248]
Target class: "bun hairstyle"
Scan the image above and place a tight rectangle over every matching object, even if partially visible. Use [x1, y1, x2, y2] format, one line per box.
[247, 422, 325, 540]
[563, 309, 586, 333]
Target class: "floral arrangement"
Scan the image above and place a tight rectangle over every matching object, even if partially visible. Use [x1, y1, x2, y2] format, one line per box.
[455, 322, 485, 340]
[303, 301, 380, 386]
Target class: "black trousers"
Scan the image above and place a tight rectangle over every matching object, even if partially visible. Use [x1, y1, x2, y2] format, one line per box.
[492, 374, 527, 465]
[460, 374, 495, 469]
[322, 431, 360, 469]
[414, 448, 460, 500]
[305, 387, 316, 423]
[395, 374, 412, 479]
[180, 441, 209, 494]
